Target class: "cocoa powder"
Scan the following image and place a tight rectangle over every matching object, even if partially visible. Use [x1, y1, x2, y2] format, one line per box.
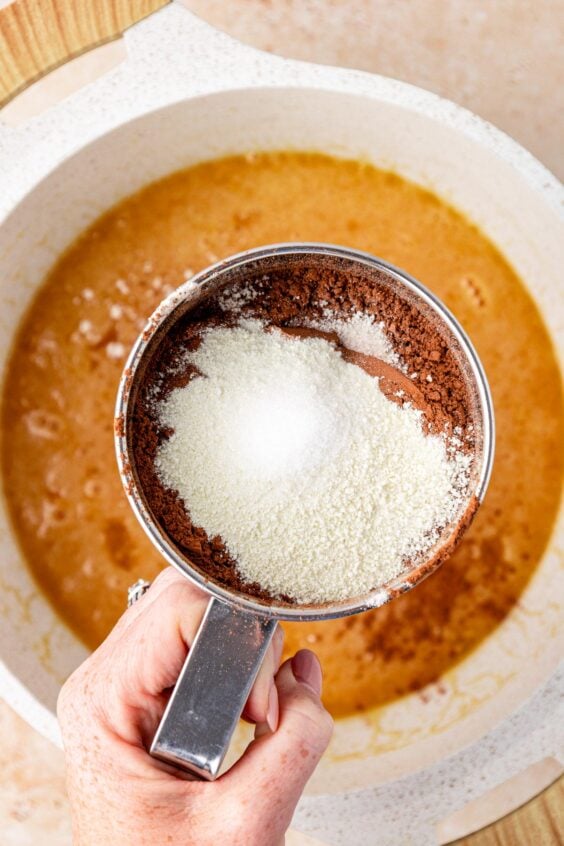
[131, 261, 477, 603]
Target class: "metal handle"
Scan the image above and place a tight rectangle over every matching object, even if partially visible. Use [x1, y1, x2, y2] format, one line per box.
[150, 596, 277, 780]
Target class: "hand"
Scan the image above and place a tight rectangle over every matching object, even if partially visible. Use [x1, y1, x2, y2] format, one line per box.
[58, 567, 333, 845]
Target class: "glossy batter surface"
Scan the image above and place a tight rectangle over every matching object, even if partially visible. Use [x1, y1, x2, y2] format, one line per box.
[2, 153, 562, 717]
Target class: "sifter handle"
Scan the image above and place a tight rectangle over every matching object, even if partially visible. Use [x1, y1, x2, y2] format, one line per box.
[151, 596, 277, 780]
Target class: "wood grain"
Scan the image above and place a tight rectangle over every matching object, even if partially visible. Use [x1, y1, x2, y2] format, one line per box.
[0, 0, 169, 106]
[454, 775, 563, 843]
[0, 1, 561, 844]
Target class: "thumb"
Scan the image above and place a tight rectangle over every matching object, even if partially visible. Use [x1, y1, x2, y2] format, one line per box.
[222, 650, 333, 840]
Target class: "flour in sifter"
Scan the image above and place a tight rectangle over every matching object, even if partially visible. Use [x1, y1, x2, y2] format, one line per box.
[153, 319, 471, 604]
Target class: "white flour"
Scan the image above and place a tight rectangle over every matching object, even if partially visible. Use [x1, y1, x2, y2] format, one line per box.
[154, 320, 471, 603]
[299, 310, 404, 368]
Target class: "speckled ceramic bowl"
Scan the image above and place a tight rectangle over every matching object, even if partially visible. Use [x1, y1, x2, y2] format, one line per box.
[0, 5, 562, 844]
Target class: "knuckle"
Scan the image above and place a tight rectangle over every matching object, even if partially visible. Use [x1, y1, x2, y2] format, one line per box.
[315, 707, 334, 745]
[57, 657, 106, 729]
[286, 689, 334, 748]
[57, 665, 82, 708]
[56, 681, 70, 721]
[152, 566, 183, 589]
[317, 705, 335, 740]
[57, 672, 84, 733]
[160, 577, 203, 610]
[160, 581, 192, 613]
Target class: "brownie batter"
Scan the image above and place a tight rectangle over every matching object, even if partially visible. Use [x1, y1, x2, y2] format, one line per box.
[131, 261, 478, 603]
[2, 152, 562, 716]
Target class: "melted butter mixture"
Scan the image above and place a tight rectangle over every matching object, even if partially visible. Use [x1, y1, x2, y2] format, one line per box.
[2, 153, 562, 717]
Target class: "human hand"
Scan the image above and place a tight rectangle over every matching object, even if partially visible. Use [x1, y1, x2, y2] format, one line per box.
[57, 567, 333, 845]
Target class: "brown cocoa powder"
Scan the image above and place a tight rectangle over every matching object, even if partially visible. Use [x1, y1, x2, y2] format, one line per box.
[131, 262, 477, 604]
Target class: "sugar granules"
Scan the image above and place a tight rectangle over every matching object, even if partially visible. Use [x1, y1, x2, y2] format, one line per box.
[153, 318, 471, 604]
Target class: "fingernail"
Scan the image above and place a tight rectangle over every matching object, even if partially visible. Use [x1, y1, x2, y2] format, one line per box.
[266, 683, 279, 732]
[291, 650, 323, 696]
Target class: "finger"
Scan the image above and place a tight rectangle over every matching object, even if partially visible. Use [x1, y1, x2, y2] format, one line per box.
[114, 568, 284, 728]
[111, 566, 202, 636]
[222, 650, 333, 838]
[93, 576, 209, 744]
[90, 575, 285, 747]
[118, 582, 284, 732]
[242, 624, 284, 730]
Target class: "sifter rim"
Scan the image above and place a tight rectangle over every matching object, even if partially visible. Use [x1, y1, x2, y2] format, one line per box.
[114, 243, 495, 621]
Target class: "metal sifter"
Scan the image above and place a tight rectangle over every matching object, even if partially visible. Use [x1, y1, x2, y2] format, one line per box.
[115, 243, 494, 781]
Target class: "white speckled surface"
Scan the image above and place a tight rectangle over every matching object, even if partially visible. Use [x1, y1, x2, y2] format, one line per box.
[297, 667, 563, 844]
[0, 3, 562, 845]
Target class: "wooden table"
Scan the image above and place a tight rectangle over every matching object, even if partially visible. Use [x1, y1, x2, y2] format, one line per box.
[0, 1, 561, 843]
[456, 778, 563, 845]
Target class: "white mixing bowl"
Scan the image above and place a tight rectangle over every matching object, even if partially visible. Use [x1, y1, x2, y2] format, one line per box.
[0, 4, 562, 843]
